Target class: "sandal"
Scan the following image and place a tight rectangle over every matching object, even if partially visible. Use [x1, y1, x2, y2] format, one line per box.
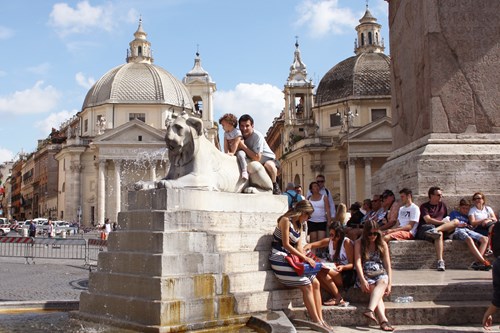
[323, 298, 337, 306]
[321, 321, 335, 332]
[363, 309, 379, 325]
[380, 321, 394, 331]
[336, 299, 349, 307]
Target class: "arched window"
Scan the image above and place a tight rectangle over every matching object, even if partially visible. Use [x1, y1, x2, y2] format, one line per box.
[361, 33, 365, 46]
[368, 32, 373, 45]
[138, 46, 142, 56]
[376, 32, 379, 44]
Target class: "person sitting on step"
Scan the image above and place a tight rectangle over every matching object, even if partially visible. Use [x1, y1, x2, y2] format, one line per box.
[304, 223, 354, 307]
[449, 198, 491, 270]
[383, 188, 420, 245]
[469, 192, 498, 255]
[414, 186, 452, 272]
[355, 220, 394, 332]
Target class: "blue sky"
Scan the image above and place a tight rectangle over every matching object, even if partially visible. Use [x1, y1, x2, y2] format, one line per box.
[0, 0, 389, 164]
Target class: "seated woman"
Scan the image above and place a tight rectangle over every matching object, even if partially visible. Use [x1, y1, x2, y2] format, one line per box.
[333, 203, 350, 226]
[354, 220, 394, 332]
[469, 192, 498, 237]
[304, 223, 354, 306]
[268, 200, 333, 331]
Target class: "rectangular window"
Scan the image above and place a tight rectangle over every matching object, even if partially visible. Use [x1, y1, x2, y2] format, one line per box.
[371, 108, 387, 121]
[129, 113, 146, 122]
[330, 113, 341, 127]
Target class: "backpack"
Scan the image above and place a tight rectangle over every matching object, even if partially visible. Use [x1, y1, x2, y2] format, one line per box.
[285, 191, 299, 209]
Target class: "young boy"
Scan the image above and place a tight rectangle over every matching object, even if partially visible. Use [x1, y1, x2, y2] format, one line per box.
[218, 113, 248, 180]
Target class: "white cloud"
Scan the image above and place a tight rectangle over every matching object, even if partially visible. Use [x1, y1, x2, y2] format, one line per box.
[48, 1, 115, 37]
[295, 0, 358, 37]
[125, 8, 140, 23]
[0, 148, 14, 164]
[374, 0, 389, 18]
[0, 26, 14, 39]
[214, 83, 283, 134]
[0, 81, 61, 115]
[26, 62, 51, 75]
[75, 72, 95, 89]
[34, 110, 76, 136]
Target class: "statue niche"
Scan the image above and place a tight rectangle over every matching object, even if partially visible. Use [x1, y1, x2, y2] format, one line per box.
[135, 112, 273, 193]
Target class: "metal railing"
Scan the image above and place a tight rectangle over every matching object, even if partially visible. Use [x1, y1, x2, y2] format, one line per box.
[0, 236, 107, 267]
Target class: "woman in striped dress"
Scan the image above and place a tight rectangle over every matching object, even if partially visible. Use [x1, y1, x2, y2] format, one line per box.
[269, 200, 332, 330]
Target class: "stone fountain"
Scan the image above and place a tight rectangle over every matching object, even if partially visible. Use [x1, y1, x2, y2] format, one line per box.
[77, 112, 288, 332]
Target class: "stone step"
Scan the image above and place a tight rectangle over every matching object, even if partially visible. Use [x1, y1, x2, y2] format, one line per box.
[96, 251, 271, 276]
[96, 251, 220, 276]
[288, 300, 491, 326]
[264, 269, 493, 312]
[127, 188, 288, 214]
[108, 230, 273, 254]
[79, 291, 242, 328]
[118, 210, 279, 233]
[389, 239, 477, 269]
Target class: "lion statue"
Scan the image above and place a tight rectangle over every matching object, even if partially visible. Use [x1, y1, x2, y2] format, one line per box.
[135, 112, 273, 193]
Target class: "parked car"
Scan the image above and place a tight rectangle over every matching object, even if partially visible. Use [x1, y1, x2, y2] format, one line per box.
[0, 226, 10, 236]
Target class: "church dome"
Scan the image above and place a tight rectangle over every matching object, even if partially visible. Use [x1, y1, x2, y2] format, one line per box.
[316, 52, 391, 105]
[82, 19, 193, 111]
[82, 62, 193, 110]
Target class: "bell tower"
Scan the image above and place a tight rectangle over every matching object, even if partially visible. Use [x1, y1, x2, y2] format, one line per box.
[283, 38, 315, 153]
[183, 50, 217, 143]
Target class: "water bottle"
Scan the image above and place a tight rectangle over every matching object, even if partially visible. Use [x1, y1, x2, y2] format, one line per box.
[394, 296, 413, 303]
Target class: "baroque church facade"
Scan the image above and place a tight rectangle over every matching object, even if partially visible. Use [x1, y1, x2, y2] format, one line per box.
[54, 20, 216, 226]
[266, 8, 392, 206]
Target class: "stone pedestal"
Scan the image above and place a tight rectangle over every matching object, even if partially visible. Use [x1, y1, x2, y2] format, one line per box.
[373, 133, 500, 206]
[77, 189, 288, 333]
[374, 0, 500, 204]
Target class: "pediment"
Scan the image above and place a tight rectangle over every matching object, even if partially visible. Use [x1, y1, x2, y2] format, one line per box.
[93, 119, 166, 145]
[348, 117, 392, 142]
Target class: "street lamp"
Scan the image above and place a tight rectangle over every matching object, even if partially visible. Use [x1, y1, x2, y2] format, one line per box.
[336, 102, 358, 205]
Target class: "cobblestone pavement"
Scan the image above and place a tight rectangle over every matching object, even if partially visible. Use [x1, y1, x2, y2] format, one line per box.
[0, 257, 89, 302]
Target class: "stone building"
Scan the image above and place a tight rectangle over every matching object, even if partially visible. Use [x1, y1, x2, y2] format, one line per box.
[267, 7, 392, 205]
[0, 161, 13, 219]
[54, 20, 215, 226]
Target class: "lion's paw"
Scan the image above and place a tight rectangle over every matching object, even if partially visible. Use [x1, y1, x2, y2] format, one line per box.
[243, 186, 258, 194]
[155, 179, 173, 189]
[134, 180, 155, 191]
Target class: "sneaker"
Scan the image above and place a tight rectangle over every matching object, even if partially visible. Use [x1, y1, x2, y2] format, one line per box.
[437, 260, 445, 271]
[241, 171, 249, 180]
[470, 261, 482, 270]
[272, 182, 281, 195]
[485, 249, 494, 257]
[425, 228, 441, 240]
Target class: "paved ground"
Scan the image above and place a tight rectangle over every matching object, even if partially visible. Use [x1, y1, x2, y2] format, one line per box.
[0, 256, 496, 332]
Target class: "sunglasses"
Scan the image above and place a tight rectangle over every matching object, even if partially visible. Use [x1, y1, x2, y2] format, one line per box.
[317, 180, 325, 183]
[368, 232, 379, 236]
[473, 197, 482, 200]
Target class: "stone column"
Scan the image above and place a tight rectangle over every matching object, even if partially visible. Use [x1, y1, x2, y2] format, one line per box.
[348, 158, 356, 205]
[97, 160, 106, 225]
[114, 160, 121, 222]
[150, 162, 157, 181]
[364, 158, 372, 199]
[338, 161, 347, 205]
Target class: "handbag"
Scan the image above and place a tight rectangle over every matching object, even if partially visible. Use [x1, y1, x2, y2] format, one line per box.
[285, 253, 323, 276]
